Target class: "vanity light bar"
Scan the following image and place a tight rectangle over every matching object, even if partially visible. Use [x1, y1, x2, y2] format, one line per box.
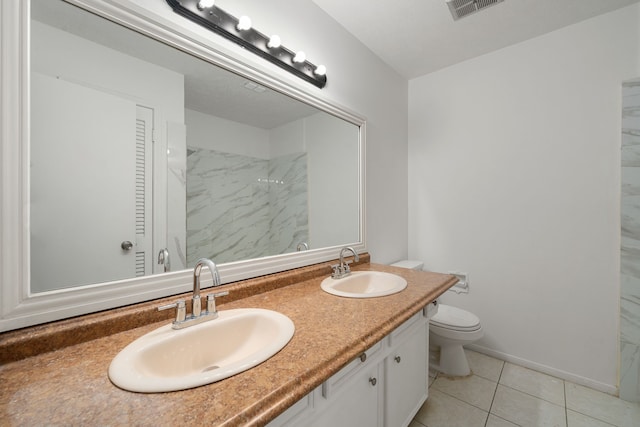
[165, 0, 327, 89]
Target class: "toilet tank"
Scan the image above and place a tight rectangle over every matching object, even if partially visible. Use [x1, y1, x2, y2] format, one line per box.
[390, 260, 424, 270]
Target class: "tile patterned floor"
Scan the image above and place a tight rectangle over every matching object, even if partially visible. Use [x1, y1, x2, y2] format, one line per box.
[410, 350, 640, 427]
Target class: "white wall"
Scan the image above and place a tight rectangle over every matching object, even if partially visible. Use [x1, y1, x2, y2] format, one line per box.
[185, 109, 270, 158]
[31, 21, 184, 122]
[270, 120, 305, 158]
[306, 113, 360, 248]
[133, 0, 409, 264]
[408, 4, 640, 392]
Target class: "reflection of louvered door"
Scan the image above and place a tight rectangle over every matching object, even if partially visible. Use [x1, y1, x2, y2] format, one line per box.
[134, 106, 153, 277]
[30, 73, 141, 291]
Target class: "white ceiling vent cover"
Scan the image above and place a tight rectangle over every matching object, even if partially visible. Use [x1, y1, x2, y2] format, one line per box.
[447, 0, 504, 21]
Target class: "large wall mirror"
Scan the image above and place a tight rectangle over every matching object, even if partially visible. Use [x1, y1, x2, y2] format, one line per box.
[0, 0, 365, 332]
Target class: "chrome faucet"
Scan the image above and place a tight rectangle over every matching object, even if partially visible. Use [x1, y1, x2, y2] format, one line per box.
[331, 246, 360, 279]
[158, 258, 228, 329]
[192, 258, 220, 317]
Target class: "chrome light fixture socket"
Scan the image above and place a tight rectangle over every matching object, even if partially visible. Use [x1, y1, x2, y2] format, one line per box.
[165, 0, 327, 88]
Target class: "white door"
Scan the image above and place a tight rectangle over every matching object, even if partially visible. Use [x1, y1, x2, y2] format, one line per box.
[30, 72, 152, 292]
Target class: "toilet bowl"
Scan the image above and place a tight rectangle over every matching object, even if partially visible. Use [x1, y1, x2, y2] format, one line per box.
[429, 304, 483, 376]
[389, 260, 483, 377]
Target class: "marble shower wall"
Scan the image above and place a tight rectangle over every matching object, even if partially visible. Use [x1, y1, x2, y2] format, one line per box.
[186, 147, 308, 265]
[621, 79, 640, 401]
[267, 152, 309, 254]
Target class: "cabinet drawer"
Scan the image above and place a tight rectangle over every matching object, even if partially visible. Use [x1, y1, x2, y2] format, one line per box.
[322, 341, 382, 399]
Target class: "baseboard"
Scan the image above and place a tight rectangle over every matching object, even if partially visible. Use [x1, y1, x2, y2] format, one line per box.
[466, 344, 619, 397]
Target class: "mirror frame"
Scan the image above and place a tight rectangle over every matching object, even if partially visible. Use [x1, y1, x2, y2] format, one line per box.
[0, 0, 366, 332]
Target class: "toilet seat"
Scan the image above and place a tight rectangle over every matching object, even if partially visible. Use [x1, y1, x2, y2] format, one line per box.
[430, 304, 481, 332]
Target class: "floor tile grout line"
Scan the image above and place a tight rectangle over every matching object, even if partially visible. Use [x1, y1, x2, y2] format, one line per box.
[474, 372, 502, 383]
[485, 360, 506, 426]
[432, 385, 492, 414]
[499, 361, 563, 402]
[496, 381, 567, 409]
[492, 413, 524, 427]
[564, 407, 620, 427]
[563, 379, 568, 427]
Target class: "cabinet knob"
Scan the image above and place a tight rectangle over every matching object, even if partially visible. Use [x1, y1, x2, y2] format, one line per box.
[359, 353, 367, 363]
[369, 377, 377, 386]
[394, 355, 402, 363]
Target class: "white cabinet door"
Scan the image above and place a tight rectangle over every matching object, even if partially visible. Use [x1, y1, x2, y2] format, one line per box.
[266, 391, 314, 427]
[314, 364, 382, 427]
[384, 322, 428, 427]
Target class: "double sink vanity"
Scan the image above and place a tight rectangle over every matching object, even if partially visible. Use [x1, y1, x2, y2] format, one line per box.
[0, 1, 457, 425]
[0, 256, 456, 426]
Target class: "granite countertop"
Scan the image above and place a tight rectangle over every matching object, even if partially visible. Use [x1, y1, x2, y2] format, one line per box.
[0, 262, 455, 426]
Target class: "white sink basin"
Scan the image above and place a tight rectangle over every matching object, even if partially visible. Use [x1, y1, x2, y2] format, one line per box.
[108, 308, 294, 393]
[321, 271, 407, 298]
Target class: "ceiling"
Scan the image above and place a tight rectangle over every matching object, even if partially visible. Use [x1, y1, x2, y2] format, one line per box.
[312, 0, 640, 79]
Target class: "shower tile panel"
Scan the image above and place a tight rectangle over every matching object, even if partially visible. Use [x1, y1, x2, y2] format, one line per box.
[621, 79, 640, 401]
[620, 341, 640, 402]
[268, 152, 309, 254]
[187, 148, 308, 265]
[187, 148, 270, 265]
[622, 274, 640, 344]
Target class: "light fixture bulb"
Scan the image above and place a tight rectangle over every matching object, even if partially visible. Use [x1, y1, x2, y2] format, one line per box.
[293, 51, 306, 64]
[267, 35, 281, 49]
[314, 65, 326, 76]
[236, 16, 252, 31]
[197, 0, 215, 10]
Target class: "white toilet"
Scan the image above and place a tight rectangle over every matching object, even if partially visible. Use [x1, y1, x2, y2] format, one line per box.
[390, 260, 483, 377]
[429, 303, 483, 376]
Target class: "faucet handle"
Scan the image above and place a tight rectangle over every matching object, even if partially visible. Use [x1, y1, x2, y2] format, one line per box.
[330, 263, 343, 279]
[206, 291, 229, 315]
[342, 262, 352, 274]
[158, 299, 186, 323]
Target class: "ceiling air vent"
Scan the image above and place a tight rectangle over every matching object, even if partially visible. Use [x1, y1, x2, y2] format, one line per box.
[446, 0, 504, 21]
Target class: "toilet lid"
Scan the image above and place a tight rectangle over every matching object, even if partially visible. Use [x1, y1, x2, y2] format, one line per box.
[431, 304, 481, 331]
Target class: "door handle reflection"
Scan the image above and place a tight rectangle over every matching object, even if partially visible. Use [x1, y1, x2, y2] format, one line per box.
[158, 248, 170, 272]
